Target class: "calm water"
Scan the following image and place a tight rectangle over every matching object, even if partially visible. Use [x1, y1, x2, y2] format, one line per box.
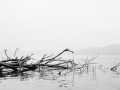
[0, 54, 120, 90]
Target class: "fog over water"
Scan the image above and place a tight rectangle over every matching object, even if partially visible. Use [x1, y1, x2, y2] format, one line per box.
[0, 54, 120, 90]
[0, 1, 120, 90]
[0, 0, 120, 51]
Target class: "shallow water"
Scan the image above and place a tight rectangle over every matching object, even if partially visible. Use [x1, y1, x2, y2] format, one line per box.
[0, 54, 120, 90]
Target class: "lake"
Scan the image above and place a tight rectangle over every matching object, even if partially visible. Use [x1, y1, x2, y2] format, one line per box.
[0, 54, 120, 90]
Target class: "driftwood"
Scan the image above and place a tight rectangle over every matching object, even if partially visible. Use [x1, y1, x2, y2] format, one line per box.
[111, 63, 120, 72]
[79, 53, 99, 73]
[0, 48, 74, 77]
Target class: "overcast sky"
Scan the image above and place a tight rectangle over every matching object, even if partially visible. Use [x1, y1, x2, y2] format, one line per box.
[0, 0, 120, 51]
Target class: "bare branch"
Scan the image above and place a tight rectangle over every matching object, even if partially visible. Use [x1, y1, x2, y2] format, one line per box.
[43, 54, 54, 59]
[14, 48, 19, 57]
[88, 52, 99, 62]
[53, 48, 74, 59]
[20, 56, 24, 60]
[4, 49, 11, 60]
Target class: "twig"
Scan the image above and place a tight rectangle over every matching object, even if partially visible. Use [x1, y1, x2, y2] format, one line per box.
[14, 48, 19, 57]
[4, 49, 11, 60]
[53, 48, 74, 59]
[45, 48, 74, 64]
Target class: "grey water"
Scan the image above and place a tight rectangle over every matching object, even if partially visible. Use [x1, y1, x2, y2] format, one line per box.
[0, 54, 120, 90]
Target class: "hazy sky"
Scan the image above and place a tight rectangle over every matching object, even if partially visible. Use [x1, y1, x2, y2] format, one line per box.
[0, 0, 120, 51]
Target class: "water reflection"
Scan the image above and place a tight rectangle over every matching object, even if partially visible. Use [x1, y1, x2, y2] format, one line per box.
[0, 55, 120, 90]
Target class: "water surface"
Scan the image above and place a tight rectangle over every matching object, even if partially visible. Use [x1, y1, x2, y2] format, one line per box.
[0, 54, 120, 90]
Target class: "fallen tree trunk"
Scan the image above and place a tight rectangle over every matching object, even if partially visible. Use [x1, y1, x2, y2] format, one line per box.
[0, 62, 17, 71]
[0, 48, 75, 77]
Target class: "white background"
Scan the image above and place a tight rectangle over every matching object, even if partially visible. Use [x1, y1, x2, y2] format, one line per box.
[0, 0, 120, 51]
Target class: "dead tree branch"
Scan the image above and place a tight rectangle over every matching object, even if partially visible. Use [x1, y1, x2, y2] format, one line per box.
[4, 49, 11, 60]
[14, 48, 19, 57]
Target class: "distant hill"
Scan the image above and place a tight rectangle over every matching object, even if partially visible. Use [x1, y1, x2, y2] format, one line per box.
[75, 44, 120, 55]
[1, 44, 120, 55]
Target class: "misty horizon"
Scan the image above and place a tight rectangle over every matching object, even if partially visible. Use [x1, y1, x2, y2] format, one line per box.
[0, 44, 120, 56]
[0, 0, 120, 51]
